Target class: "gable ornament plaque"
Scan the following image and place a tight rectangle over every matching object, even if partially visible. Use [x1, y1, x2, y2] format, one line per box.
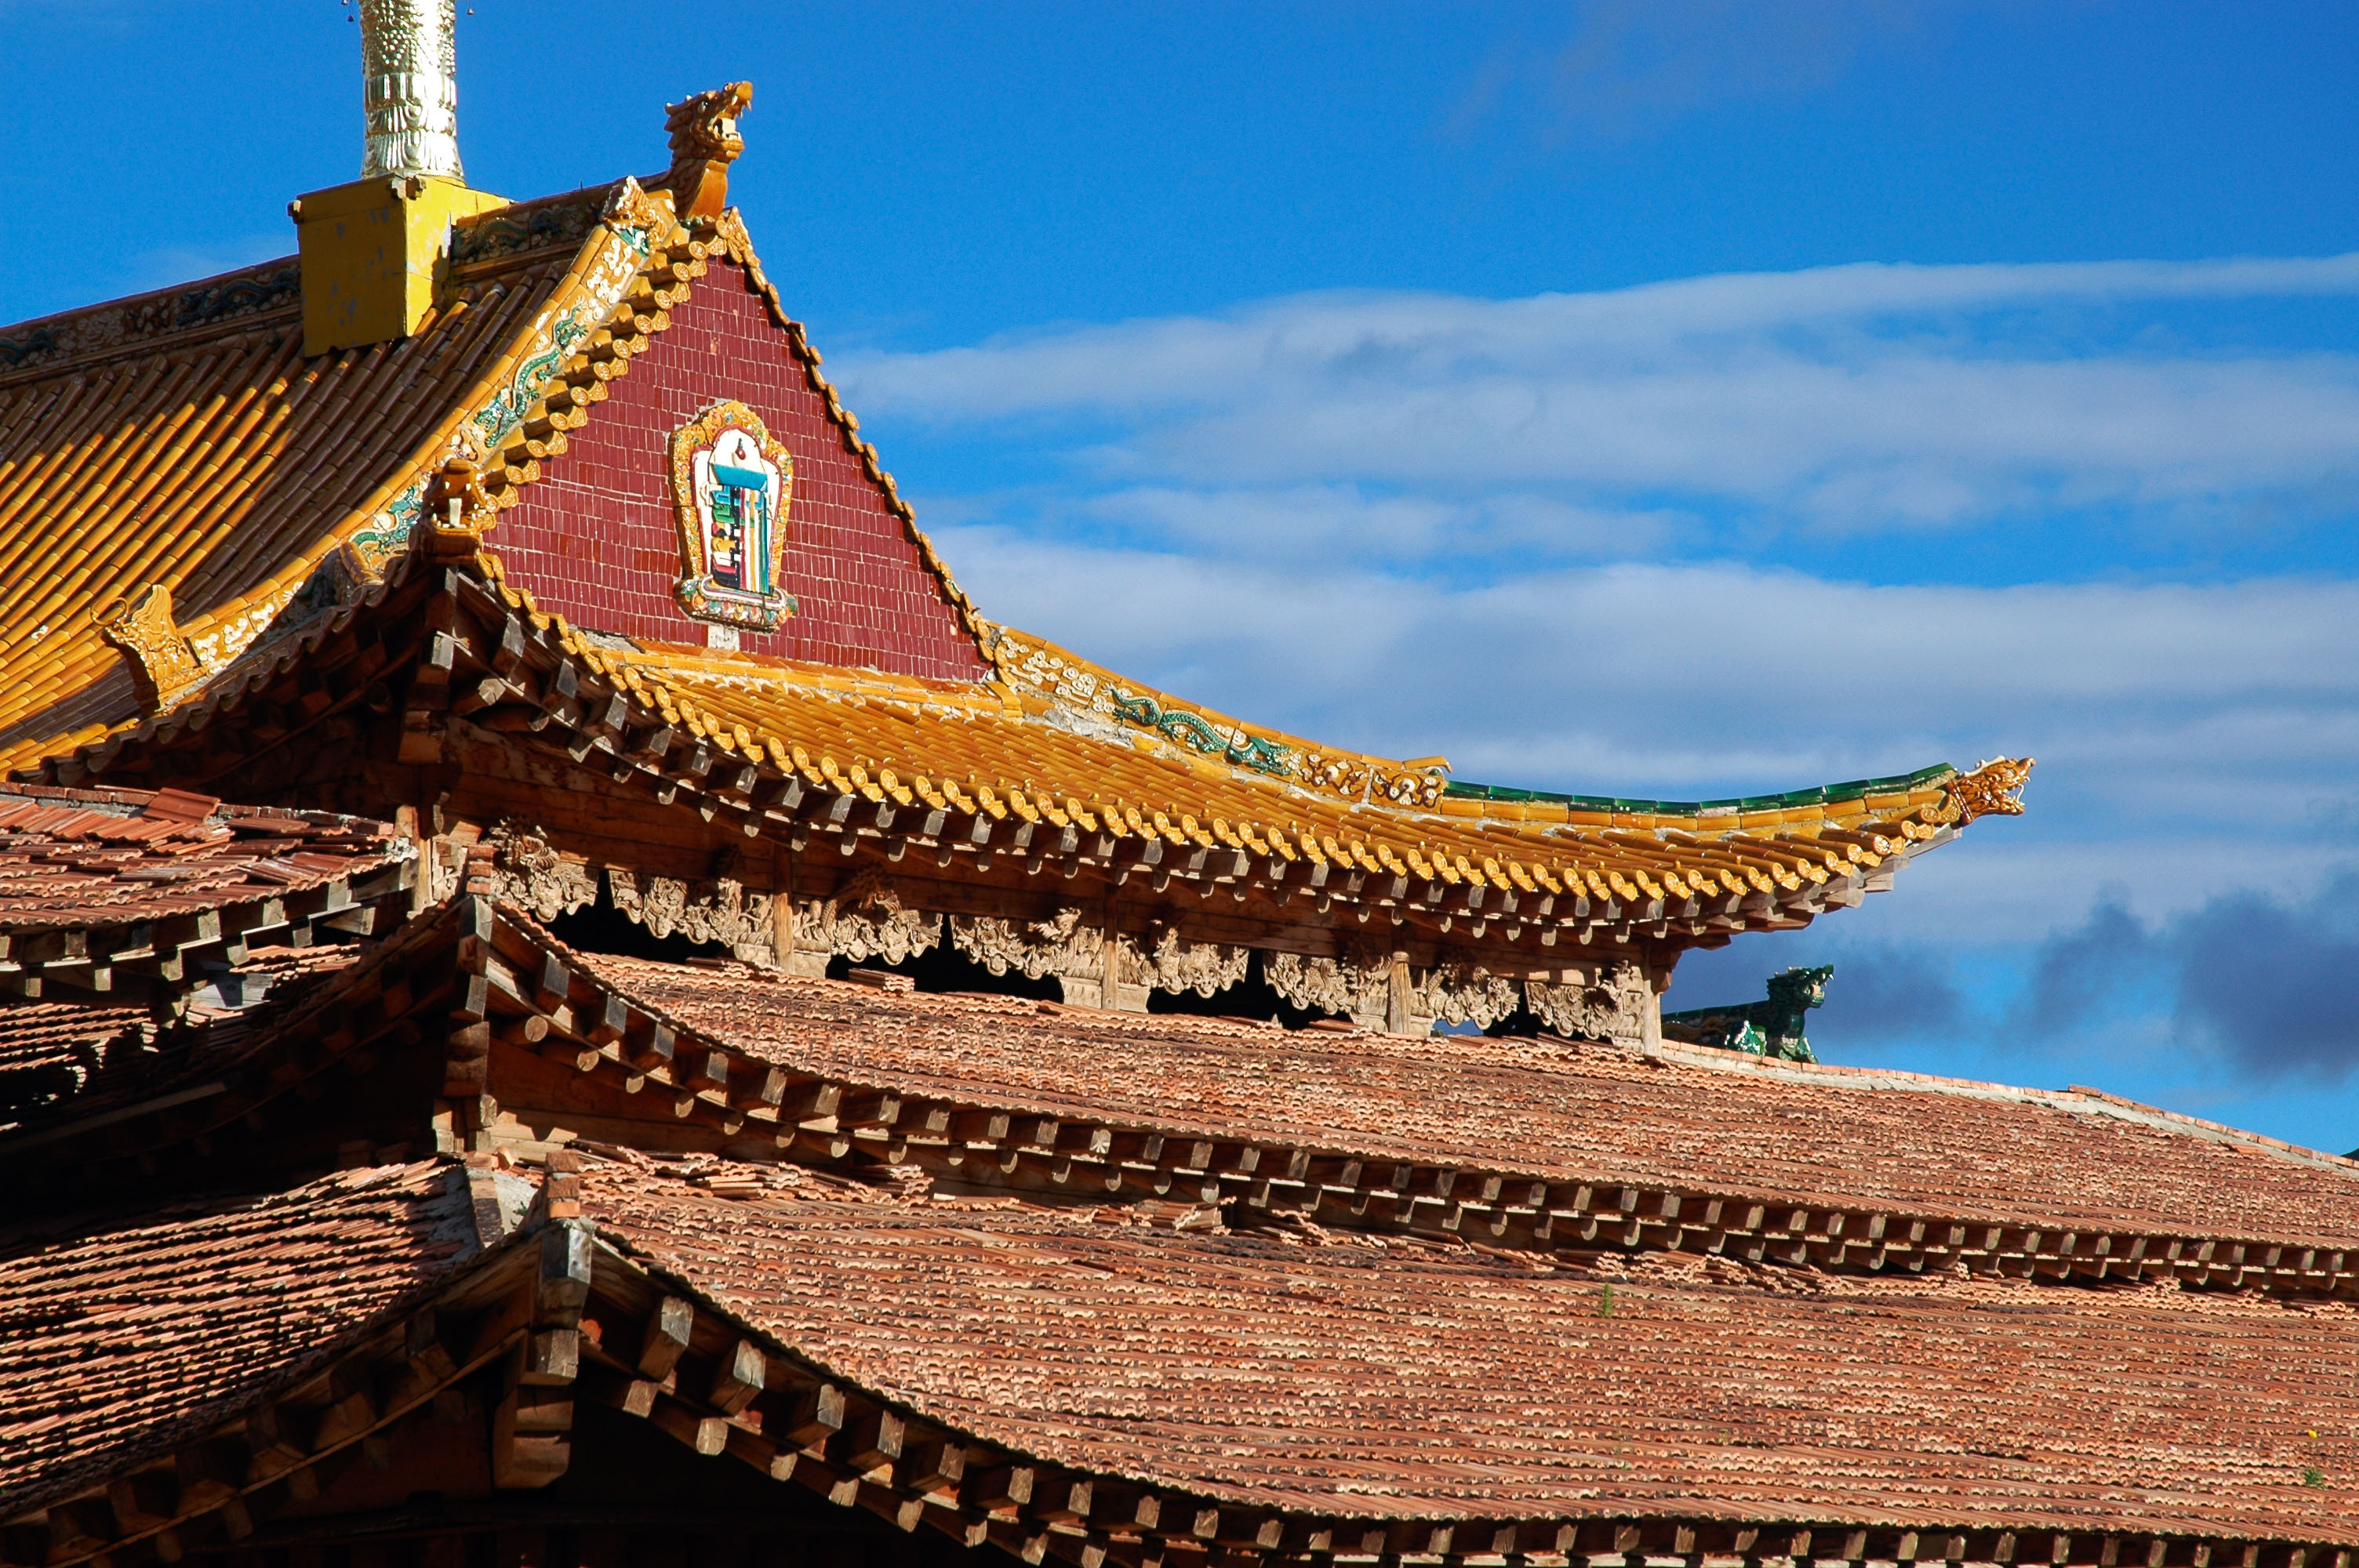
[669, 400, 796, 630]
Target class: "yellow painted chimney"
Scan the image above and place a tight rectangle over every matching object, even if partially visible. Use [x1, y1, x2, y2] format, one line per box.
[293, 0, 503, 356]
[293, 175, 504, 355]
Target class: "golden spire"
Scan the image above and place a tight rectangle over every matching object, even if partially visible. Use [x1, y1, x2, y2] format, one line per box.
[358, 0, 463, 181]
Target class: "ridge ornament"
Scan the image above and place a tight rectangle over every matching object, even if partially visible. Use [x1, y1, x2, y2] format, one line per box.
[669, 401, 797, 631]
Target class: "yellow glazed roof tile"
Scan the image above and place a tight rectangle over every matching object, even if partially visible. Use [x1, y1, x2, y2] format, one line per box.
[0, 179, 689, 775]
[571, 625, 2029, 900]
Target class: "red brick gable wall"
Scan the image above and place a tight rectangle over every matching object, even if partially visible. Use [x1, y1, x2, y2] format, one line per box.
[494, 260, 990, 680]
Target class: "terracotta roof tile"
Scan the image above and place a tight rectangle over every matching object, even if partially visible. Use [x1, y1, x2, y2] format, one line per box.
[0, 1001, 150, 1130]
[582, 1160, 2359, 1539]
[581, 953, 2359, 1253]
[0, 1161, 490, 1515]
[0, 779, 404, 935]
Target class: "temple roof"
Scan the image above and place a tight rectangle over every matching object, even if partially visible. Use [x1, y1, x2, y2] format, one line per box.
[589, 1160, 2359, 1540]
[5, 1149, 2357, 1556]
[580, 945, 2359, 1257]
[0, 223, 583, 763]
[16, 896, 2357, 1300]
[625, 623, 2021, 904]
[0, 176, 987, 775]
[0, 1161, 500, 1518]
[2, 875, 2354, 1556]
[0, 164, 2028, 935]
[0, 779, 410, 1013]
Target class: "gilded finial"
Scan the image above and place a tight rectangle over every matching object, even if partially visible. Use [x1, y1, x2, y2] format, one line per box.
[358, 0, 463, 181]
[652, 82, 753, 223]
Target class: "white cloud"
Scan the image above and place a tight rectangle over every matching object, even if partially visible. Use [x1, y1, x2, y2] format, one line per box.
[845, 255, 2359, 1141]
[838, 256, 2359, 535]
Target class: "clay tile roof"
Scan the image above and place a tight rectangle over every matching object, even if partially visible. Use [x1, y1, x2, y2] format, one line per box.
[0, 1001, 150, 1130]
[0, 779, 405, 935]
[576, 947, 2359, 1260]
[0, 1160, 496, 1515]
[582, 1160, 2359, 1541]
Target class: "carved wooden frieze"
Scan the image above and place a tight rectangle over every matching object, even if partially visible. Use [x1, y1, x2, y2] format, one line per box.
[792, 869, 940, 974]
[481, 822, 599, 922]
[608, 867, 774, 965]
[951, 908, 1100, 982]
[1525, 959, 1652, 1044]
[1128, 924, 1251, 1000]
[1265, 945, 1394, 1026]
[1409, 957, 1521, 1031]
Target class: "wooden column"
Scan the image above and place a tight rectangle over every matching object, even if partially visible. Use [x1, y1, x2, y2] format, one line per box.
[771, 847, 795, 973]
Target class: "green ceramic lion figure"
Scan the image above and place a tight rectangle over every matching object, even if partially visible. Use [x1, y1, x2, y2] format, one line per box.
[1659, 964, 1833, 1063]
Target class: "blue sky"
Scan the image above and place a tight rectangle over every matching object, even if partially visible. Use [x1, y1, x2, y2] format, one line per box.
[8, 2, 2359, 1149]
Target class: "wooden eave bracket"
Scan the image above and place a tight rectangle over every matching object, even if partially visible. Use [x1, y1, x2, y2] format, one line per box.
[0, 882, 454, 1181]
[0, 857, 416, 1013]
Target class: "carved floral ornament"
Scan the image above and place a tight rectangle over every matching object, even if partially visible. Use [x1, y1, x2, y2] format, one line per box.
[671, 401, 797, 631]
[611, 868, 774, 964]
[949, 909, 1249, 1004]
[461, 827, 1647, 1037]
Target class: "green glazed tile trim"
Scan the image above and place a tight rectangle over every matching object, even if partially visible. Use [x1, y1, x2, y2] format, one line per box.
[1441, 763, 1956, 816]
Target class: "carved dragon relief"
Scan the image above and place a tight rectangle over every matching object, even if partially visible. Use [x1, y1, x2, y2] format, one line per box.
[1933, 756, 2035, 825]
[96, 584, 211, 713]
[1525, 959, 1653, 1045]
[649, 82, 752, 223]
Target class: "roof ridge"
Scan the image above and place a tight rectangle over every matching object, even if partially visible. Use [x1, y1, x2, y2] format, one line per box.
[0, 256, 302, 384]
[0, 177, 682, 775]
[1656, 1038, 2359, 1173]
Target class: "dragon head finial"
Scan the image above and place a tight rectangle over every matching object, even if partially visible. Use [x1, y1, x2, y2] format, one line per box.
[1942, 756, 2035, 825]
[654, 82, 754, 222]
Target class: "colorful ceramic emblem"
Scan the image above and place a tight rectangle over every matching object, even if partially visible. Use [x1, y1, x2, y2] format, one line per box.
[669, 401, 796, 630]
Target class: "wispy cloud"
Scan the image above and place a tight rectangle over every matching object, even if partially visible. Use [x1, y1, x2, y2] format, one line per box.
[841, 256, 2359, 541]
[1452, 0, 1946, 143]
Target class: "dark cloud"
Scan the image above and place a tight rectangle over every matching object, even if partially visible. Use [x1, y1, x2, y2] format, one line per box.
[2017, 897, 2157, 1035]
[1814, 947, 1970, 1039]
[2169, 873, 2359, 1078]
[2022, 873, 2359, 1080]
